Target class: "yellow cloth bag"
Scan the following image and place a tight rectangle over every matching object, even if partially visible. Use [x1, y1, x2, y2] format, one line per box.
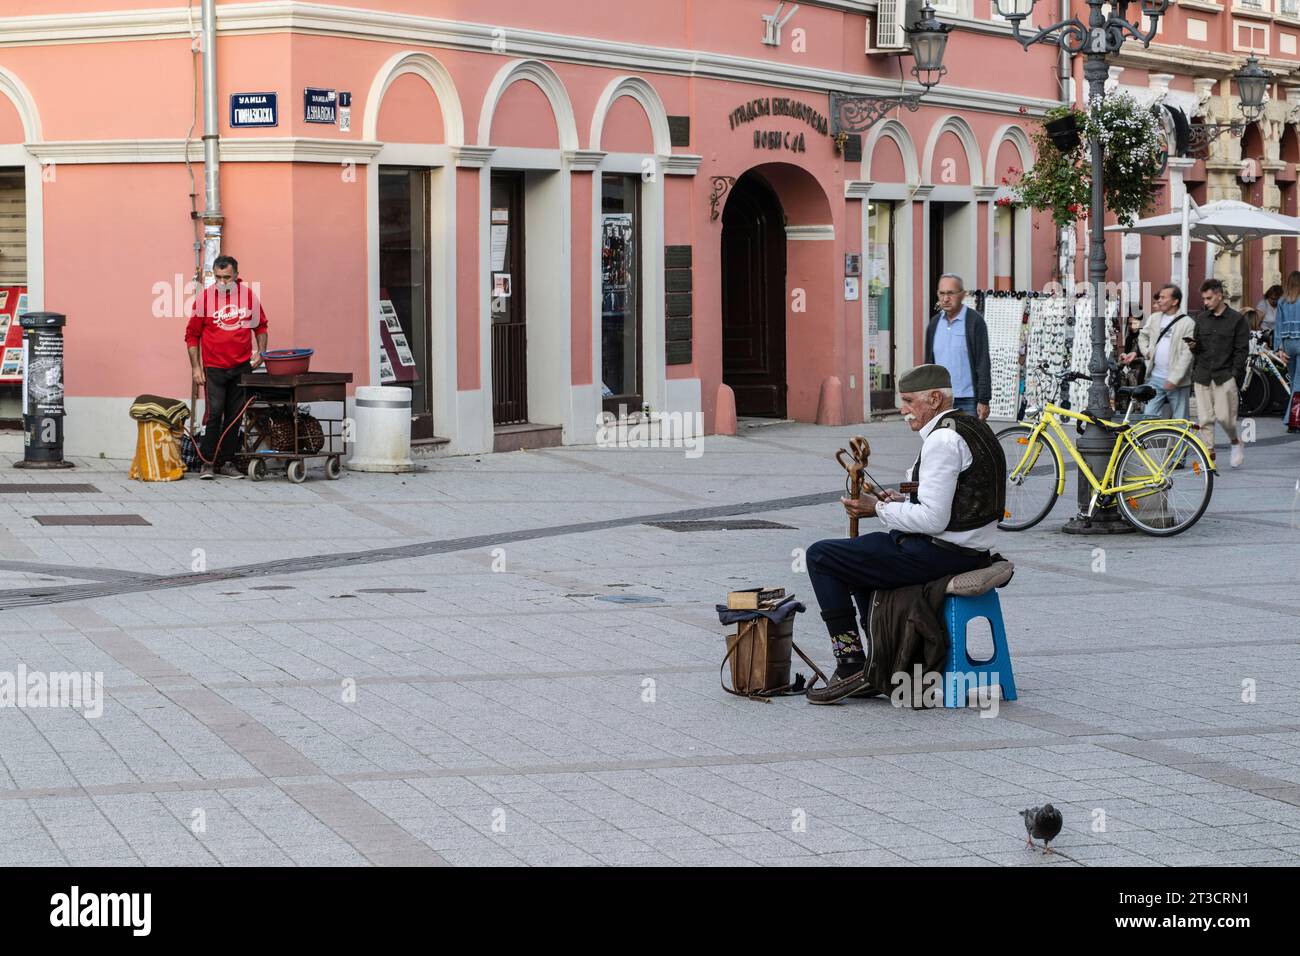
[129, 420, 186, 482]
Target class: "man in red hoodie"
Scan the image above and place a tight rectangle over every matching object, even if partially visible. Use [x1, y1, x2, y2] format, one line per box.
[184, 255, 268, 479]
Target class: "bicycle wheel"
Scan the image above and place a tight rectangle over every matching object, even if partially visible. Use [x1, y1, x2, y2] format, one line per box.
[1265, 370, 1291, 413]
[1239, 365, 1270, 416]
[995, 424, 1061, 531]
[1114, 426, 1213, 536]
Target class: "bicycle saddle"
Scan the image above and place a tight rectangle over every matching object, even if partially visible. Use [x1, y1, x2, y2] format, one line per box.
[1116, 384, 1158, 403]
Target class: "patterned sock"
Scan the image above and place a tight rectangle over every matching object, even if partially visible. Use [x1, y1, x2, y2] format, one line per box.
[830, 631, 865, 659]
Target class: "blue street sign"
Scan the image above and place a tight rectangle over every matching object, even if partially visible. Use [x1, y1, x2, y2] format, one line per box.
[304, 88, 337, 124]
[230, 92, 278, 129]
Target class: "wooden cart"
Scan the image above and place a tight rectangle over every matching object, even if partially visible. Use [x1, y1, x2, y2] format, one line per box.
[236, 371, 352, 483]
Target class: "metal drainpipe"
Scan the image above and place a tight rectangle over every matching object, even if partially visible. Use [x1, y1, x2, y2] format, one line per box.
[1059, 0, 1073, 292]
[200, 0, 223, 265]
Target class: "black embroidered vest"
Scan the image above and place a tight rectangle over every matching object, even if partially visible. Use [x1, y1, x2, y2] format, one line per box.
[907, 411, 1007, 532]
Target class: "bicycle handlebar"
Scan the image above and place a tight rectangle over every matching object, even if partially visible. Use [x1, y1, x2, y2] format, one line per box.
[1036, 362, 1090, 385]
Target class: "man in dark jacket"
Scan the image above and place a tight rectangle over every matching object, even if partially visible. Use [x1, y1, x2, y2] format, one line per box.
[924, 273, 991, 421]
[1189, 278, 1249, 468]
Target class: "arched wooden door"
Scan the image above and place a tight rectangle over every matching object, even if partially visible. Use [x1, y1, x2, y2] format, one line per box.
[721, 173, 787, 418]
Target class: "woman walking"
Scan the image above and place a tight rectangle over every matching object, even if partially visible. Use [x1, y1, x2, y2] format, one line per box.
[1276, 272, 1300, 433]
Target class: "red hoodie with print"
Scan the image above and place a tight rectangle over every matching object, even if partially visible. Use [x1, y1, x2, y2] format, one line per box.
[184, 281, 268, 369]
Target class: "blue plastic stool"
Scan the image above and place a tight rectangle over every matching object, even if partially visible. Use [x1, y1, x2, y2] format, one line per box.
[943, 590, 1017, 707]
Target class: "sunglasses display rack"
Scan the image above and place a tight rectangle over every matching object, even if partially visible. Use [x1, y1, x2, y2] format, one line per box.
[977, 293, 1028, 421]
[1068, 295, 1119, 411]
[1024, 295, 1073, 410]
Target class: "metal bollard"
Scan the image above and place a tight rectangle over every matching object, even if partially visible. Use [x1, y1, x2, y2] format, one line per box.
[13, 311, 75, 470]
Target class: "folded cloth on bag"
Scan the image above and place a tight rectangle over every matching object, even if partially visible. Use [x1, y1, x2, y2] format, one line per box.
[715, 596, 806, 626]
[129, 394, 191, 428]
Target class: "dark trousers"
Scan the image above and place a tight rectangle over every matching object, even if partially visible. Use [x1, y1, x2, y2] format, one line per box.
[953, 397, 978, 415]
[200, 363, 251, 466]
[806, 531, 990, 643]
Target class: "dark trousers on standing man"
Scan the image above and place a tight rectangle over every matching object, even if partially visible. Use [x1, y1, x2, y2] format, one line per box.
[806, 530, 990, 658]
[201, 362, 252, 466]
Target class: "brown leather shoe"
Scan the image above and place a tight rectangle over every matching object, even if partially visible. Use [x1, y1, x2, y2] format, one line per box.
[806, 667, 873, 705]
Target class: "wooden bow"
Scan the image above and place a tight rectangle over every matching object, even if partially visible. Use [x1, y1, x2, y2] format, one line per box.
[834, 436, 874, 538]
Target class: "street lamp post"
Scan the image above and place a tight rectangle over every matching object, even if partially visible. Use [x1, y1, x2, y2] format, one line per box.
[996, 0, 1171, 532]
[830, 3, 953, 135]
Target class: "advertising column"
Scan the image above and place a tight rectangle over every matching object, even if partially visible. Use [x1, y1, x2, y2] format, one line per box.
[14, 311, 74, 469]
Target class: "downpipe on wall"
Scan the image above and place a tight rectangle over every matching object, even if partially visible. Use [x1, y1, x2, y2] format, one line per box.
[199, 0, 223, 280]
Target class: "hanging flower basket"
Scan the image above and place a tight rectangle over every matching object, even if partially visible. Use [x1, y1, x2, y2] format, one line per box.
[1044, 112, 1081, 153]
[1008, 106, 1090, 229]
[1084, 91, 1165, 227]
[1009, 93, 1164, 229]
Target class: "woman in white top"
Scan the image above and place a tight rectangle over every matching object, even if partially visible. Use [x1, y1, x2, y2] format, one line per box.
[1256, 284, 1282, 333]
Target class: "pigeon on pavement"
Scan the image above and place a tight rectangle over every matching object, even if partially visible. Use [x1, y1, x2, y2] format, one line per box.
[1020, 804, 1063, 853]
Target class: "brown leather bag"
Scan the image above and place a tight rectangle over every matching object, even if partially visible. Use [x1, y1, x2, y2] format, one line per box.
[722, 616, 827, 700]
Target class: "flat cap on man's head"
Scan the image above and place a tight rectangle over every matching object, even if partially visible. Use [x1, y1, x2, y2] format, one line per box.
[897, 364, 952, 393]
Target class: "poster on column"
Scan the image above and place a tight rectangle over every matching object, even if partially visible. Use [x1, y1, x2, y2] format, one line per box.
[377, 296, 419, 385]
[0, 287, 27, 383]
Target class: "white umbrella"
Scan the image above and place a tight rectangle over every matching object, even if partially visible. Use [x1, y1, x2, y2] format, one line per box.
[1107, 199, 1300, 247]
[1106, 198, 1300, 295]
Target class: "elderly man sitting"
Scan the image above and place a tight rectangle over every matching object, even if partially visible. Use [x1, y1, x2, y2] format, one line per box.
[805, 364, 1008, 704]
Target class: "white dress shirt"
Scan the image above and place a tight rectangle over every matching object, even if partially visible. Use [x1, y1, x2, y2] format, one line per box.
[875, 408, 1001, 552]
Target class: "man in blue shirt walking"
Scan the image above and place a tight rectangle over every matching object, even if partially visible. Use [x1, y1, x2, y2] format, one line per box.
[924, 273, 992, 420]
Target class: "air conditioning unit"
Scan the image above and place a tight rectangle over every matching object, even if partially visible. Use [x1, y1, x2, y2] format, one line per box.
[872, 0, 924, 52]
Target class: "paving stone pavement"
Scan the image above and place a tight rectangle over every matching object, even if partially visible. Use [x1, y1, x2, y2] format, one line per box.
[1, 417, 1298, 867]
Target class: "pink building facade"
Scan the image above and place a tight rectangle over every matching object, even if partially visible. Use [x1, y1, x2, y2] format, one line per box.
[0, 0, 1067, 459]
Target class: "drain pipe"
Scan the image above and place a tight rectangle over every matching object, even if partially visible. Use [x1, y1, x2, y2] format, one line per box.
[199, 0, 223, 280]
[1057, 0, 1075, 294]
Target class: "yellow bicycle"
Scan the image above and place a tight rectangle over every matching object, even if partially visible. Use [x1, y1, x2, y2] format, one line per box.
[996, 367, 1216, 536]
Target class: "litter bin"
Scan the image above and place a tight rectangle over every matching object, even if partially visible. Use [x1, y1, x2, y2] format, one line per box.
[14, 311, 75, 470]
[347, 385, 415, 473]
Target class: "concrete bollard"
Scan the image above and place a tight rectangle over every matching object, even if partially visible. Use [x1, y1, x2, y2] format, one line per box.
[816, 376, 844, 426]
[715, 383, 737, 436]
[347, 386, 415, 472]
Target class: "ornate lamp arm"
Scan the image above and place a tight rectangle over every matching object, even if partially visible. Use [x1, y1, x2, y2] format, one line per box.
[1114, 16, 1159, 46]
[831, 92, 924, 136]
[1009, 17, 1090, 53]
[1009, 11, 1159, 54]
[1186, 121, 1247, 155]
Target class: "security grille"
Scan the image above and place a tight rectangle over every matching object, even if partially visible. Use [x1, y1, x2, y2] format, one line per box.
[0, 170, 26, 286]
